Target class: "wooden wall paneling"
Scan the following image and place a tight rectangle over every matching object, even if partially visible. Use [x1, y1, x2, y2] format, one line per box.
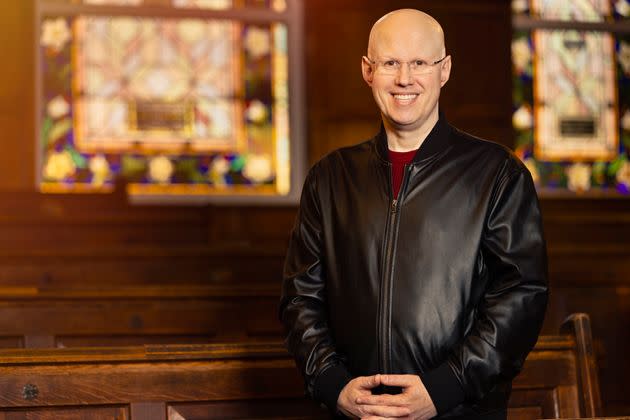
[0, 250, 286, 286]
[0, 0, 35, 190]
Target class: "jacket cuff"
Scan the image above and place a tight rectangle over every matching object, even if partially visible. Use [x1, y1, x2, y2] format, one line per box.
[313, 364, 353, 412]
[419, 362, 465, 415]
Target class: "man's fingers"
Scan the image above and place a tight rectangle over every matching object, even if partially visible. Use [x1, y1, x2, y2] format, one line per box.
[357, 374, 382, 389]
[360, 403, 411, 418]
[380, 374, 418, 388]
[356, 394, 406, 406]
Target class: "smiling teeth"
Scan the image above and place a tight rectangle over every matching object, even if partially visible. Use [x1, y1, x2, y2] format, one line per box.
[394, 94, 417, 100]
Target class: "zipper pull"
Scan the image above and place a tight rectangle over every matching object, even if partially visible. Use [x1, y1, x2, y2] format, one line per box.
[391, 199, 398, 213]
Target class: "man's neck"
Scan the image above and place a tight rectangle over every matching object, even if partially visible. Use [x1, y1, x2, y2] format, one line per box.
[383, 111, 439, 152]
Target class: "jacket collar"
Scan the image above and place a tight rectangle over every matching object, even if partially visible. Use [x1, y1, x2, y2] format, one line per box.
[374, 112, 453, 164]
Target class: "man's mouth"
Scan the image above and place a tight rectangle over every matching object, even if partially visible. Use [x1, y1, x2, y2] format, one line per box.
[392, 93, 418, 103]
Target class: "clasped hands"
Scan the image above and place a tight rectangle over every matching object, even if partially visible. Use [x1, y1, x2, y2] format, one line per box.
[337, 374, 437, 420]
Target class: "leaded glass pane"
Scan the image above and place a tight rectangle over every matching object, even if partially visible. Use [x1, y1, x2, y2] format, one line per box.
[73, 16, 241, 152]
[172, 0, 232, 9]
[530, 0, 611, 21]
[512, 28, 629, 193]
[83, 0, 144, 5]
[513, 0, 630, 195]
[613, 0, 630, 19]
[533, 30, 618, 161]
[512, 0, 529, 16]
[172, 0, 286, 10]
[38, 11, 292, 198]
[272, 23, 289, 194]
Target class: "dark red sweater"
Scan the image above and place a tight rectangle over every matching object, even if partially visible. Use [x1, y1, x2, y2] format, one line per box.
[388, 149, 418, 199]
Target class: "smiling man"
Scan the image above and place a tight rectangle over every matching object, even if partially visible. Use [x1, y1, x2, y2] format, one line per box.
[363, 9, 448, 152]
[280, 9, 548, 420]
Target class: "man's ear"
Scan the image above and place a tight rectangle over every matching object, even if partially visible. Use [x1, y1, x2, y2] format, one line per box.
[440, 55, 452, 87]
[361, 56, 374, 86]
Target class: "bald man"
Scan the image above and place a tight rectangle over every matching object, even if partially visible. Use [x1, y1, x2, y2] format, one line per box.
[280, 9, 547, 420]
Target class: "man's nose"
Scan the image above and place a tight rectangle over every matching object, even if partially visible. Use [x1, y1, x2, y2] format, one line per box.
[395, 63, 412, 86]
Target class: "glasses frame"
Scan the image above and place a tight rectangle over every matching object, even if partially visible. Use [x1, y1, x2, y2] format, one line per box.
[365, 55, 448, 75]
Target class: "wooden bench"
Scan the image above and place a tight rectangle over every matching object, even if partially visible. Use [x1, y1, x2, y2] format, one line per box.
[0, 342, 325, 419]
[0, 284, 283, 348]
[0, 313, 601, 419]
[509, 313, 602, 420]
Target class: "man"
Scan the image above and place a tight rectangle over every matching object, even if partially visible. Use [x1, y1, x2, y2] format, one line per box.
[280, 9, 548, 420]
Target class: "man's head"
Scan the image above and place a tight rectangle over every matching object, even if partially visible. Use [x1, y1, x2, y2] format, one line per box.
[362, 9, 451, 136]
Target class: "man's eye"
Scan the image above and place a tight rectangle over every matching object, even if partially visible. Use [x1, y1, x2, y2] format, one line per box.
[383, 60, 398, 67]
[413, 60, 427, 67]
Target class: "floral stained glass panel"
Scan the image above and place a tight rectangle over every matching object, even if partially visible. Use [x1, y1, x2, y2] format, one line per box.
[172, 0, 287, 11]
[512, 30, 630, 194]
[73, 16, 242, 153]
[83, 0, 144, 5]
[533, 30, 618, 161]
[530, 0, 611, 21]
[39, 13, 291, 197]
[171, 0, 233, 9]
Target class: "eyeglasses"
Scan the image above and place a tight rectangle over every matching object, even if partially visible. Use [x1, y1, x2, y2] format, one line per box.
[365, 56, 447, 75]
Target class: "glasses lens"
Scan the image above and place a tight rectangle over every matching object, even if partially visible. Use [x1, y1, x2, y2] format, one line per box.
[376, 61, 435, 75]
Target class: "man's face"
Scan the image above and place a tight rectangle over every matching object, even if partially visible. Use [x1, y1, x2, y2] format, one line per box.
[362, 27, 451, 134]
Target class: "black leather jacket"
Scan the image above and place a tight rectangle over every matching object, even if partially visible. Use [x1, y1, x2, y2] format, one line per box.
[280, 115, 548, 418]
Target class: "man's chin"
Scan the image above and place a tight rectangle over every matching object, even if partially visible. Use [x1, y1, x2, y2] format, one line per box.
[384, 117, 422, 131]
[382, 111, 439, 133]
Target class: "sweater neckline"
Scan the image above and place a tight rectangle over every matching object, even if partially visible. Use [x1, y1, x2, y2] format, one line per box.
[374, 112, 453, 164]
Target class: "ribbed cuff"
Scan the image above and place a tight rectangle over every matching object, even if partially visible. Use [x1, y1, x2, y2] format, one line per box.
[313, 364, 353, 412]
[419, 362, 465, 415]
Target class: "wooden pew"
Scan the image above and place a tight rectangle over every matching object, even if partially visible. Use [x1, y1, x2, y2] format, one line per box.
[0, 342, 325, 419]
[0, 313, 601, 419]
[509, 313, 602, 420]
[0, 284, 283, 348]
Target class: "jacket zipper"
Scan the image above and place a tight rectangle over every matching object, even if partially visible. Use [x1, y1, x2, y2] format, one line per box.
[378, 163, 410, 375]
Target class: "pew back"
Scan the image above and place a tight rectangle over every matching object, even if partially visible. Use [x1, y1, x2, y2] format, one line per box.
[509, 313, 602, 420]
[0, 313, 602, 420]
[0, 284, 282, 348]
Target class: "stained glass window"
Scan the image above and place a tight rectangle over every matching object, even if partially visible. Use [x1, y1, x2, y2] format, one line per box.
[512, 0, 630, 195]
[533, 30, 617, 161]
[36, 0, 302, 203]
[530, 0, 610, 21]
[72, 0, 287, 11]
[172, 0, 233, 9]
[83, 0, 144, 5]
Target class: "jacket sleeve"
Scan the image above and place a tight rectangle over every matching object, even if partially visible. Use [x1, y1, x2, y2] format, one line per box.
[420, 157, 549, 414]
[279, 164, 352, 412]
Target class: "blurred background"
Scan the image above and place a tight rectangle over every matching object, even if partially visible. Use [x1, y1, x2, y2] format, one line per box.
[0, 0, 629, 416]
